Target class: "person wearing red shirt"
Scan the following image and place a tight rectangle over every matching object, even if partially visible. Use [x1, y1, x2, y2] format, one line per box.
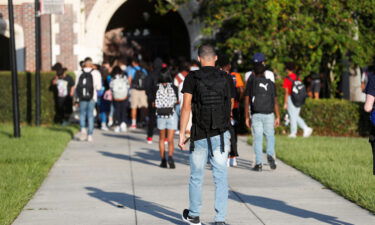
[283, 62, 313, 138]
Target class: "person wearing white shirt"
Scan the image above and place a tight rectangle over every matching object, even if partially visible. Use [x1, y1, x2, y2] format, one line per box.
[73, 58, 102, 142]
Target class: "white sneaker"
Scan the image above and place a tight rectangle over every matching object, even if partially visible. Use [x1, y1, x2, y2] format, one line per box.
[226, 159, 230, 167]
[120, 123, 127, 132]
[288, 133, 297, 138]
[303, 127, 313, 137]
[230, 157, 238, 167]
[101, 123, 109, 131]
[79, 129, 87, 141]
[87, 135, 93, 142]
[114, 126, 120, 133]
[107, 118, 113, 127]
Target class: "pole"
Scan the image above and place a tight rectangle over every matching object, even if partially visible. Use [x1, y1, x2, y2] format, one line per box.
[35, 0, 41, 126]
[8, 0, 21, 137]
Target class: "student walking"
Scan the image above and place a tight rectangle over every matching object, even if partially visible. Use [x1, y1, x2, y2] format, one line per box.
[74, 58, 102, 142]
[363, 61, 375, 175]
[127, 58, 148, 129]
[179, 45, 235, 225]
[153, 68, 179, 168]
[110, 66, 129, 132]
[244, 63, 280, 171]
[50, 66, 75, 125]
[283, 62, 313, 138]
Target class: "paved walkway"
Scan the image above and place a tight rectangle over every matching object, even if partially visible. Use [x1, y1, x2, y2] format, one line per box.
[12, 129, 375, 225]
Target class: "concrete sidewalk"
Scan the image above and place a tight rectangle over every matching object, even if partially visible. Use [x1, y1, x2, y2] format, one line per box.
[12, 129, 375, 225]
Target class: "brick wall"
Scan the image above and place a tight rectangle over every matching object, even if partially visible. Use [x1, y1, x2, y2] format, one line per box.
[0, 3, 52, 72]
[55, 4, 77, 71]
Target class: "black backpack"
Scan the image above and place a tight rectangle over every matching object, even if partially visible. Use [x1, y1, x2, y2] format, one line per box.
[132, 67, 147, 90]
[250, 76, 275, 114]
[76, 70, 94, 101]
[191, 69, 231, 154]
[287, 76, 307, 107]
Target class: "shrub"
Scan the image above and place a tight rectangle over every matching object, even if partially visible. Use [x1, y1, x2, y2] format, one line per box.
[0, 71, 71, 124]
[274, 80, 370, 136]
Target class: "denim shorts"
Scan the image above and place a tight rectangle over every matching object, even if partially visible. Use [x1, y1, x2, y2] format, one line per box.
[157, 112, 178, 130]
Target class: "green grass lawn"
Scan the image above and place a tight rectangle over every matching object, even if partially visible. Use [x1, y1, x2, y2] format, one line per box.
[0, 125, 77, 225]
[249, 135, 375, 213]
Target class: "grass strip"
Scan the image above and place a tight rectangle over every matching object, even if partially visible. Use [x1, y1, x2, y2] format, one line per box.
[248, 135, 375, 213]
[0, 125, 78, 225]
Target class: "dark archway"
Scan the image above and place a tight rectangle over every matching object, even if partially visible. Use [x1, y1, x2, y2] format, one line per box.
[0, 35, 10, 70]
[105, 0, 190, 62]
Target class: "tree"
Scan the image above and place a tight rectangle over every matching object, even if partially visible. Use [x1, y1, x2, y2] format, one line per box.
[156, 0, 375, 96]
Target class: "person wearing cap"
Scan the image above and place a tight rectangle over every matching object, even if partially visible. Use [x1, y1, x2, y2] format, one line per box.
[50, 66, 75, 125]
[245, 53, 275, 83]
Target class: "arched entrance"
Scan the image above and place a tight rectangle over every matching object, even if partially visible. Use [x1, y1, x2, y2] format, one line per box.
[83, 0, 201, 63]
[0, 34, 10, 70]
[104, 0, 191, 62]
[0, 18, 25, 71]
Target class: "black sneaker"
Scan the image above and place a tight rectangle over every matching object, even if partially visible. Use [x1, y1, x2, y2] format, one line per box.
[160, 159, 167, 168]
[168, 156, 176, 169]
[253, 164, 262, 172]
[267, 155, 277, 170]
[215, 222, 226, 225]
[182, 209, 201, 225]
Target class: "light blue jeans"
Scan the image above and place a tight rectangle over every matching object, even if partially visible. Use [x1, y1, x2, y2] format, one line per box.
[79, 100, 96, 135]
[251, 113, 275, 164]
[287, 96, 308, 135]
[189, 131, 230, 222]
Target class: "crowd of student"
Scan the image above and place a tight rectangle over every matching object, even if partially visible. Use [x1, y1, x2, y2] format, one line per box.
[49, 44, 375, 225]
[50, 51, 314, 171]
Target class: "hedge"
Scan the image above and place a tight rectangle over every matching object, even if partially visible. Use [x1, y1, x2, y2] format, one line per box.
[0, 71, 58, 124]
[274, 80, 370, 136]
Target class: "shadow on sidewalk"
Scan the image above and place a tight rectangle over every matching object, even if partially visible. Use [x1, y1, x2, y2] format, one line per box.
[230, 191, 354, 225]
[98, 147, 190, 167]
[85, 187, 183, 224]
[102, 133, 146, 143]
[98, 150, 159, 167]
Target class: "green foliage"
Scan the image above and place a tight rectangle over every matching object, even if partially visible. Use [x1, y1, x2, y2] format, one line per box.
[0, 125, 78, 225]
[0, 72, 68, 124]
[274, 80, 370, 136]
[158, 0, 375, 94]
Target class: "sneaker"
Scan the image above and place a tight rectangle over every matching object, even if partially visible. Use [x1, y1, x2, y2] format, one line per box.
[160, 159, 167, 168]
[253, 164, 262, 172]
[114, 126, 120, 133]
[164, 140, 168, 145]
[182, 209, 201, 225]
[267, 155, 277, 170]
[107, 118, 113, 127]
[120, 123, 127, 132]
[147, 137, 153, 144]
[226, 159, 230, 167]
[215, 222, 226, 225]
[101, 123, 109, 131]
[303, 127, 313, 137]
[230, 157, 238, 167]
[168, 157, 176, 169]
[288, 133, 297, 138]
[130, 124, 137, 130]
[79, 129, 87, 141]
[87, 135, 93, 142]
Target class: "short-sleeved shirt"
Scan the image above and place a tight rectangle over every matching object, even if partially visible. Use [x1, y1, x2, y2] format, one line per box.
[126, 66, 148, 80]
[283, 73, 300, 95]
[245, 75, 277, 114]
[181, 66, 236, 141]
[365, 72, 375, 97]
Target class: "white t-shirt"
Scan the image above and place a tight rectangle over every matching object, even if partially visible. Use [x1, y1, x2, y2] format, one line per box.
[75, 68, 102, 102]
[245, 70, 275, 83]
